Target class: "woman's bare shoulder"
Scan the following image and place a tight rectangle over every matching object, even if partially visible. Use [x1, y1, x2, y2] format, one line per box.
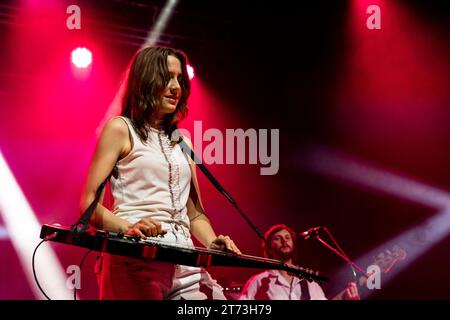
[95, 117, 131, 157]
[103, 117, 129, 137]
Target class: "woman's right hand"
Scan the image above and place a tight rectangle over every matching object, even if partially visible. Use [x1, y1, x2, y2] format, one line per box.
[125, 218, 166, 239]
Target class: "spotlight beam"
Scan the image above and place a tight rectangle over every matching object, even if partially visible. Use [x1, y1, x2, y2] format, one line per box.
[97, 0, 180, 134]
[304, 147, 450, 209]
[145, 0, 179, 47]
[301, 146, 450, 298]
[0, 151, 75, 299]
[0, 225, 8, 240]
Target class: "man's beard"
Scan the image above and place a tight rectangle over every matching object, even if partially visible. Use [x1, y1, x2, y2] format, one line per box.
[276, 246, 294, 261]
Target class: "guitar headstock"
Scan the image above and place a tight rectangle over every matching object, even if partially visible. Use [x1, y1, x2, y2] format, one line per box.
[373, 245, 407, 273]
[357, 245, 406, 287]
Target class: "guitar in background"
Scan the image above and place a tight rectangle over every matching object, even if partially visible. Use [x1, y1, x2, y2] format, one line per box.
[332, 245, 407, 300]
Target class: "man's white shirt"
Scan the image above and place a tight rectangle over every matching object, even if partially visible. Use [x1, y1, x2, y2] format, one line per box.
[239, 270, 327, 300]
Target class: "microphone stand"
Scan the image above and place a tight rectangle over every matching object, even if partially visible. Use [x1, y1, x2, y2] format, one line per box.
[173, 132, 270, 248]
[311, 227, 367, 298]
[316, 227, 365, 275]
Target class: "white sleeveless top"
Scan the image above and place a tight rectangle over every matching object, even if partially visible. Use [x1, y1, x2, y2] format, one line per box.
[109, 116, 192, 229]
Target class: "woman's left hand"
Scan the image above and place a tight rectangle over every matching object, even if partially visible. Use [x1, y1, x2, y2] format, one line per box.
[209, 235, 242, 255]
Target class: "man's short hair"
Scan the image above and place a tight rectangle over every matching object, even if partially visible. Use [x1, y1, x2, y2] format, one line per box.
[262, 224, 297, 258]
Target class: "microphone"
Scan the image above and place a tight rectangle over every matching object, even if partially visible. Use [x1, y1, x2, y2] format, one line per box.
[299, 226, 322, 240]
[169, 125, 182, 143]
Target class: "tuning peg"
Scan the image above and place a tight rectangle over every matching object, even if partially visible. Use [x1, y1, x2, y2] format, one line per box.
[392, 245, 407, 260]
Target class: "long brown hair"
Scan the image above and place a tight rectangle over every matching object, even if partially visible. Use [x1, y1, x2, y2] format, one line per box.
[121, 46, 190, 142]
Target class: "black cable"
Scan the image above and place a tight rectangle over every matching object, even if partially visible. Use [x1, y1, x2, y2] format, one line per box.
[74, 249, 92, 300]
[33, 234, 92, 301]
[32, 239, 51, 300]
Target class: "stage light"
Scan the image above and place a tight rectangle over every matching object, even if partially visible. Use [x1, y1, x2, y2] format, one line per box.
[187, 64, 194, 80]
[71, 47, 92, 68]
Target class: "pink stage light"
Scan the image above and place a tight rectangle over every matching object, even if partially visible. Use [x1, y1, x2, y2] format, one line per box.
[187, 64, 194, 80]
[71, 47, 92, 68]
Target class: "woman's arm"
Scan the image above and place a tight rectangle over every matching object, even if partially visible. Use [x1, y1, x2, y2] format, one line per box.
[80, 117, 163, 238]
[186, 188, 218, 248]
[183, 136, 241, 254]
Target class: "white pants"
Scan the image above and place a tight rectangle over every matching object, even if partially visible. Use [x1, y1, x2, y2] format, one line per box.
[95, 222, 226, 300]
